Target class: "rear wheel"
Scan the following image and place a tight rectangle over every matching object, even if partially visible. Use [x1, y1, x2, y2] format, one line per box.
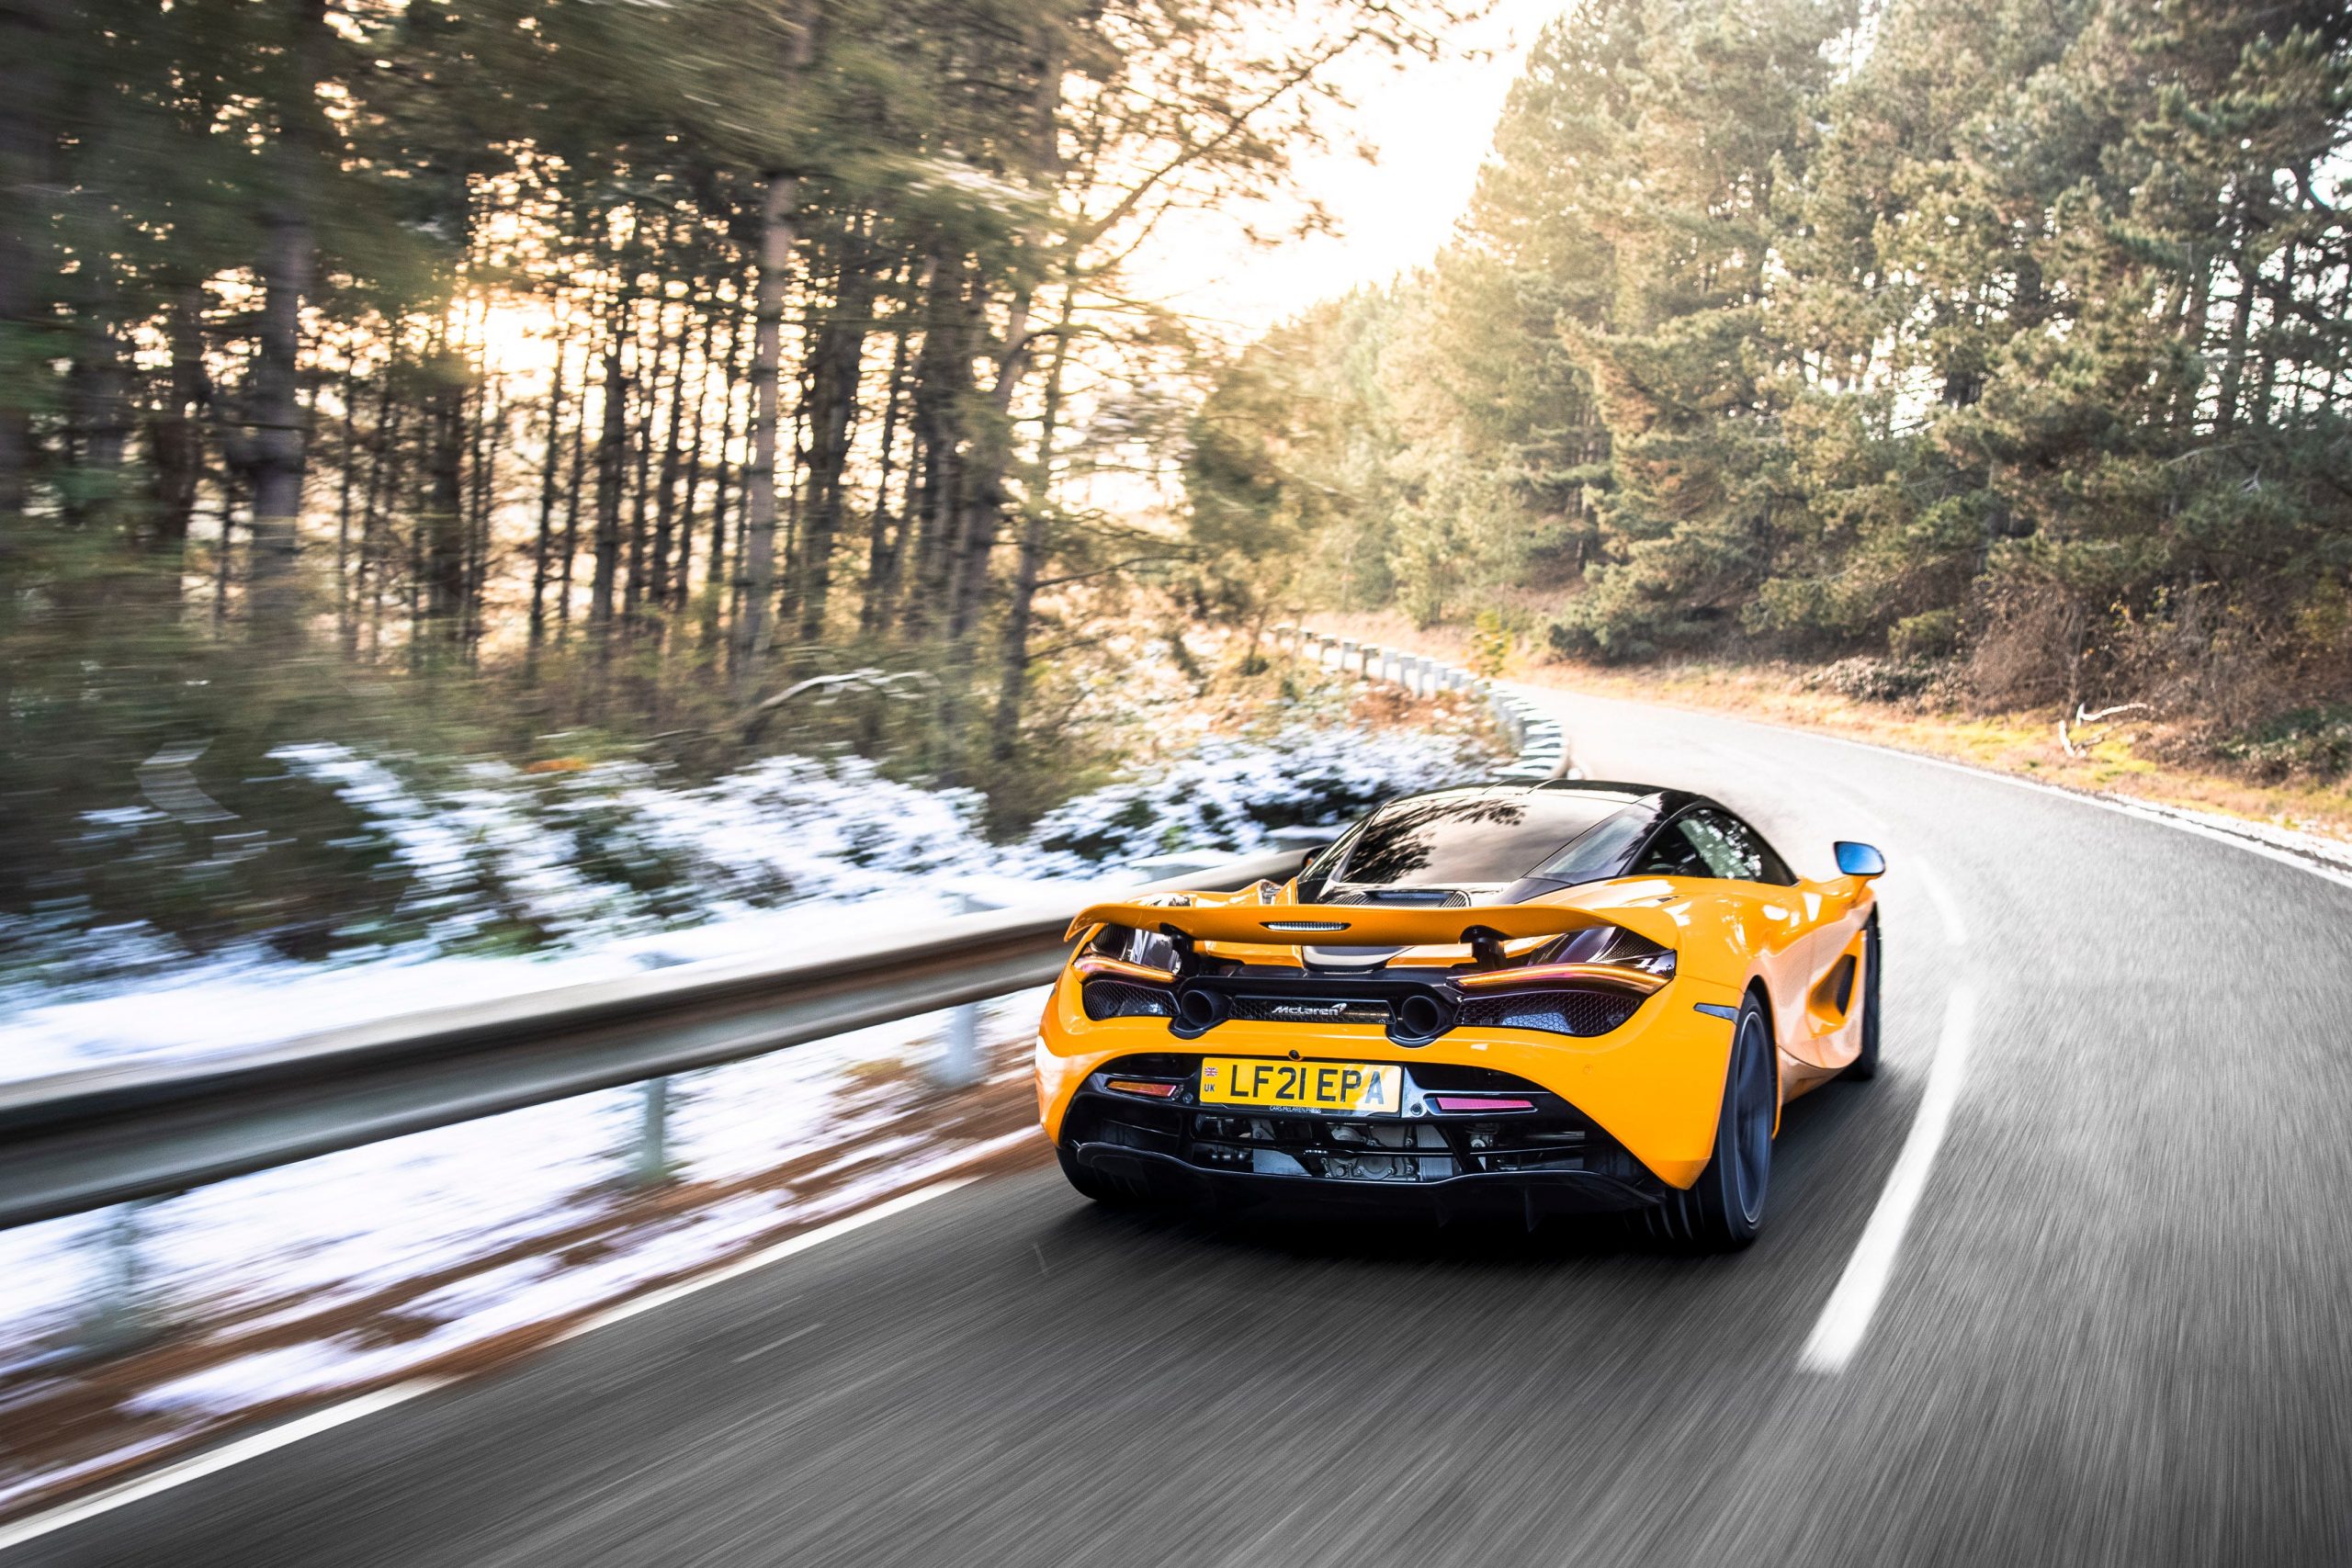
[1842, 912, 1883, 1081]
[1649, 998, 1775, 1251]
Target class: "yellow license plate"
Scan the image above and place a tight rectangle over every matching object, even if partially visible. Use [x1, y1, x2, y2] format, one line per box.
[1199, 1058, 1400, 1113]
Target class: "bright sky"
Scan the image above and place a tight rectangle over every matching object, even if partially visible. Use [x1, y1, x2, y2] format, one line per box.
[1142, 0, 1567, 340]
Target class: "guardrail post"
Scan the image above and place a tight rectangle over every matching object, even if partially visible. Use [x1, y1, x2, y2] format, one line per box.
[1338, 638, 1359, 675]
[76, 1198, 164, 1355]
[932, 890, 991, 1089]
[631, 1076, 675, 1187]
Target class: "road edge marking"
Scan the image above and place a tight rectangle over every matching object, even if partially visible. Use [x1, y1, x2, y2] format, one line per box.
[0, 1382, 448, 1555]
[1510, 681, 2352, 895]
[1797, 982, 1978, 1374]
[0, 1169, 998, 1555]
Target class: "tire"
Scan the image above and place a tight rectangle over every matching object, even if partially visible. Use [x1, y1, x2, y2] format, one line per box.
[1647, 996, 1775, 1251]
[1842, 912, 1882, 1082]
[1057, 1145, 1144, 1207]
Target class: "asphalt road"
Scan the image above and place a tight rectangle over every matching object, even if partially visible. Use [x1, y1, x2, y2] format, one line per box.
[15, 688, 2352, 1566]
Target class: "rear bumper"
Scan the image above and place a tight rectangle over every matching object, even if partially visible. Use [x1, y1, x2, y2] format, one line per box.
[1036, 967, 1748, 1189]
[1054, 1059, 1678, 1214]
[1067, 1140, 1668, 1218]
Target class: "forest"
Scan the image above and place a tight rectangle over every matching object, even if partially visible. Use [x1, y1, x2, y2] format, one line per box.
[5, 0, 2348, 964]
[1191, 0, 2352, 778]
[0, 0, 1481, 942]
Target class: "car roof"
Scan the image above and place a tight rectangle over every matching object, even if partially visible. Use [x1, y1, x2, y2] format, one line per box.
[1307, 780, 1716, 895]
[1384, 779, 1703, 815]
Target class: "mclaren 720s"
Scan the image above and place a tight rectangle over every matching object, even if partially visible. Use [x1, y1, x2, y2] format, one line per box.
[1034, 779, 1887, 1249]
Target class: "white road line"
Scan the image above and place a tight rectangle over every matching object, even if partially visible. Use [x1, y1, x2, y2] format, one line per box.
[1798, 983, 1978, 1374]
[0, 1382, 448, 1555]
[732, 1322, 824, 1364]
[0, 1173, 989, 1555]
[1509, 682, 2352, 895]
[1910, 860, 1967, 948]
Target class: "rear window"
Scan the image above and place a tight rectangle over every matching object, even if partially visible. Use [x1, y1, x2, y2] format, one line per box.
[1325, 794, 1628, 888]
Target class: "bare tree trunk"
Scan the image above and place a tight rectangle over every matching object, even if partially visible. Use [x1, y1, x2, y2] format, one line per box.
[420, 321, 469, 647]
[528, 321, 569, 662]
[463, 367, 501, 661]
[944, 41, 1061, 650]
[2214, 252, 2256, 437]
[732, 172, 803, 687]
[859, 296, 913, 635]
[243, 0, 329, 634]
[0, 0, 67, 546]
[650, 293, 689, 631]
[673, 309, 715, 615]
[361, 352, 401, 660]
[900, 250, 975, 640]
[213, 491, 237, 626]
[944, 279, 1033, 645]
[701, 280, 745, 648]
[794, 238, 876, 642]
[146, 280, 210, 594]
[559, 302, 590, 643]
[624, 282, 671, 637]
[336, 353, 358, 649]
[989, 278, 1077, 763]
[590, 276, 630, 643]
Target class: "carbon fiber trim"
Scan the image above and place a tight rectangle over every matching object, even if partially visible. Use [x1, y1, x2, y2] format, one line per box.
[1455, 989, 1640, 1037]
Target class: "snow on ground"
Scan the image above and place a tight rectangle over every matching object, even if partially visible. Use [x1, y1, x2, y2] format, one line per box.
[0, 989, 1048, 1513]
[0, 687, 1504, 1515]
[2, 717, 1488, 1085]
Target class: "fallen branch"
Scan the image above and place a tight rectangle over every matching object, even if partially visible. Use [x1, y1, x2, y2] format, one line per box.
[740, 670, 936, 743]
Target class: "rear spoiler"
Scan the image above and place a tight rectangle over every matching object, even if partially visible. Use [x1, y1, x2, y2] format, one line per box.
[1064, 899, 1680, 951]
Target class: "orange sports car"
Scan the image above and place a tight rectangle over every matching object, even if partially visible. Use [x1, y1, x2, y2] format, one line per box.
[1034, 780, 1885, 1248]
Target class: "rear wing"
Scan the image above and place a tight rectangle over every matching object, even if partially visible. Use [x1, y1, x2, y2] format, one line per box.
[1063, 899, 1680, 952]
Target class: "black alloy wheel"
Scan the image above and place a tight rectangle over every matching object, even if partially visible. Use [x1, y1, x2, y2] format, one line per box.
[1843, 912, 1883, 1081]
[1649, 995, 1775, 1250]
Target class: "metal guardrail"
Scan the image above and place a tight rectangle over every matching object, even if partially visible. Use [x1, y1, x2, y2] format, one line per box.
[0, 848, 1315, 1231]
[0, 644, 1571, 1235]
[1268, 623, 1573, 782]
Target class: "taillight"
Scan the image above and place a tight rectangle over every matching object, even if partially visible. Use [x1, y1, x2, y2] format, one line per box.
[1453, 925, 1675, 994]
[1453, 960, 1668, 996]
[1075, 953, 1178, 985]
[1103, 1077, 1182, 1099]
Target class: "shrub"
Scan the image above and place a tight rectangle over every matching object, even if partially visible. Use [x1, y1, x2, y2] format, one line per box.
[1889, 609, 1962, 662]
[2218, 706, 2352, 783]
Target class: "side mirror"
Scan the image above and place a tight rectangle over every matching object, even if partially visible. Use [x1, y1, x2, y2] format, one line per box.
[1833, 840, 1886, 879]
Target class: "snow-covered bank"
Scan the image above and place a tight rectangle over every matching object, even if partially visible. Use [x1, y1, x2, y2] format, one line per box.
[3, 717, 1492, 1084]
[0, 674, 1512, 1520]
[0, 998, 1046, 1517]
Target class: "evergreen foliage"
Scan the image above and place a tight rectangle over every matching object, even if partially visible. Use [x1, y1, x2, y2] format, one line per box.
[0, 0, 1477, 931]
[1189, 0, 2352, 756]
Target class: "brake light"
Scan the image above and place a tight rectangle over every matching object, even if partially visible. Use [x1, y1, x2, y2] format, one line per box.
[1076, 953, 1178, 986]
[1430, 1095, 1535, 1113]
[1451, 961, 1669, 995]
[1104, 1078, 1182, 1099]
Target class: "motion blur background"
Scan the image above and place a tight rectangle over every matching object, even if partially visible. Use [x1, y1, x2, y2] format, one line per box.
[2, 0, 2349, 1553]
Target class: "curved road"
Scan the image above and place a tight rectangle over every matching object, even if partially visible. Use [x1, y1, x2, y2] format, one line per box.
[13, 687, 2352, 1566]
